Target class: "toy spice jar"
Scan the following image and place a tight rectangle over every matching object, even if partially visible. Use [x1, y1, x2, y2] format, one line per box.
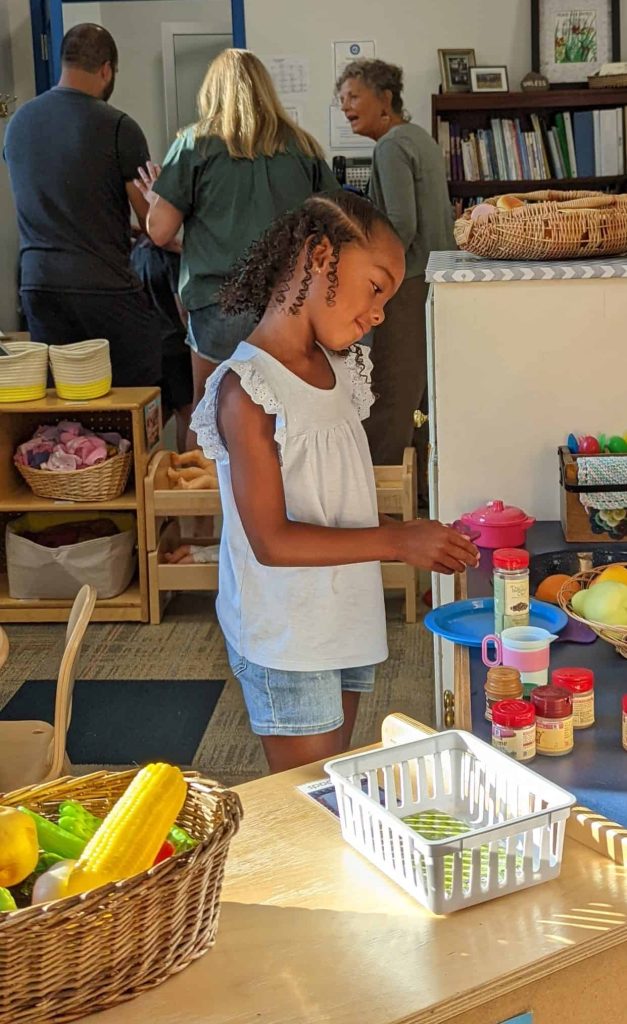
[491, 699, 536, 762]
[493, 548, 530, 633]
[531, 685, 574, 756]
[552, 668, 595, 729]
[622, 695, 627, 751]
[484, 666, 523, 721]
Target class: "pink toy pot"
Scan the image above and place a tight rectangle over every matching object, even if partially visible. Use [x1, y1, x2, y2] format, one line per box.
[460, 500, 535, 549]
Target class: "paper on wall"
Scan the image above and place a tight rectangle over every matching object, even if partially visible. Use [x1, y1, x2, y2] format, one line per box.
[283, 105, 303, 126]
[264, 55, 309, 96]
[333, 40, 375, 86]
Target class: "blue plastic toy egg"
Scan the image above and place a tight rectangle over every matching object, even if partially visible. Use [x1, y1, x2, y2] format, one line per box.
[567, 433, 579, 454]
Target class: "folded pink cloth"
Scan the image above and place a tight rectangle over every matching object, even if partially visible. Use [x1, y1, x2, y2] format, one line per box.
[15, 421, 130, 471]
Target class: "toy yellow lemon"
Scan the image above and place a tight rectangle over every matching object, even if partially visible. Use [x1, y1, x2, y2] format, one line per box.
[590, 565, 627, 588]
[0, 806, 39, 886]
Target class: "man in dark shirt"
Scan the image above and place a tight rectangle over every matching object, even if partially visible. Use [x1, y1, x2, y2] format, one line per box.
[4, 23, 162, 387]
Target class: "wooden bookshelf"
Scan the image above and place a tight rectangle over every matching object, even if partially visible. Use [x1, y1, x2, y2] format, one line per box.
[432, 88, 627, 199]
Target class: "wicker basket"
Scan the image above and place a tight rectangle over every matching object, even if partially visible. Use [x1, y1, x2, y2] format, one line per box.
[49, 339, 112, 400]
[15, 450, 132, 501]
[454, 190, 627, 261]
[0, 769, 243, 1024]
[588, 72, 627, 88]
[558, 563, 627, 657]
[0, 341, 48, 403]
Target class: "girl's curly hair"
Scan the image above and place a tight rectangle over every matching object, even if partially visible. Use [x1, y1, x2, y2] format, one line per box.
[219, 190, 398, 321]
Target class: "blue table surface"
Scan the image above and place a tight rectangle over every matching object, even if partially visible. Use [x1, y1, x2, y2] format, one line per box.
[467, 522, 627, 826]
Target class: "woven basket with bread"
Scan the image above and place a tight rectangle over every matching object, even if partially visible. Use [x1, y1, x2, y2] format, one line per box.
[454, 190, 627, 261]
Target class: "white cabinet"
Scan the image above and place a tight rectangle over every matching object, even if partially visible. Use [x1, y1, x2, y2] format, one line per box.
[426, 250, 627, 724]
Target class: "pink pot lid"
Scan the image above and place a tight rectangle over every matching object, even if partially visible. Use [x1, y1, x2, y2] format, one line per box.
[463, 500, 533, 528]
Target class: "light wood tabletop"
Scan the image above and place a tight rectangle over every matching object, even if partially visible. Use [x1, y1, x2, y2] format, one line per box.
[77, 725, 627, 1024]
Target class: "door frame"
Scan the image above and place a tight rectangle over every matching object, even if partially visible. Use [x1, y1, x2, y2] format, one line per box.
[30, 0, 246, 92]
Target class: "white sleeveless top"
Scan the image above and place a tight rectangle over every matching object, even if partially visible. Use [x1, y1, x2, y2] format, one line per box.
[191, 341, 388, 671]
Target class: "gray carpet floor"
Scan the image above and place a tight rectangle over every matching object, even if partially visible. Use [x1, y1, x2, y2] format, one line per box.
[0, 589, 435, 788]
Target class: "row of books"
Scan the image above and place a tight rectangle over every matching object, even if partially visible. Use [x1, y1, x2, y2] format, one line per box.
[437, 109, 626, 183]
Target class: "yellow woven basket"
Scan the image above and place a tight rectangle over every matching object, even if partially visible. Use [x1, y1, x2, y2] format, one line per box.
[15, 450, 132, 502]
[49, 339, 112, 400]
[0, 341, 48, 403]
[454, 190, 627, 261]
[558, 563, 627, 658]
[0, 770, 242, 1024]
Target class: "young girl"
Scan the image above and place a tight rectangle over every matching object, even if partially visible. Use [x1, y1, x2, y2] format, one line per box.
[174, 190, 478, 773]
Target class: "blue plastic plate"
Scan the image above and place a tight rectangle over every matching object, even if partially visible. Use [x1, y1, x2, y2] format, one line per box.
[424, 598, 568, 647]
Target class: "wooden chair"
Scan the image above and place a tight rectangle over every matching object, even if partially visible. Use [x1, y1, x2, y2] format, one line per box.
[0, 584, 97, 794]
[375, 448, 418, 623]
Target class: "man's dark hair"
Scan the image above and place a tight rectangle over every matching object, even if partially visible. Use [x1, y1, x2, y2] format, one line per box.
[61, 23, 118, 73]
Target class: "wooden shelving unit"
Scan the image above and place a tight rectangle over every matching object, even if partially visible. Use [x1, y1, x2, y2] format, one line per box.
[432, 88, 627, 199]
[0, 388, 161, 622]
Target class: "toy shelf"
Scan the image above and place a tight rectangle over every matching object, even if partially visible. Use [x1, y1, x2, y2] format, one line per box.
[0, 387, 161, 622]
[145, 448, 419, 625]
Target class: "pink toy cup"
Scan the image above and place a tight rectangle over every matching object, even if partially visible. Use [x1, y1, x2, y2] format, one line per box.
[482, 626, 558, 695]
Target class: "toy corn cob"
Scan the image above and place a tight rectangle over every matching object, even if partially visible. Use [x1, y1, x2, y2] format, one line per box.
[66, 763, 187, 897]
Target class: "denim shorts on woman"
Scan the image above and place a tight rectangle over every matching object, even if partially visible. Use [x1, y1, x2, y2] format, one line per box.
[225, 640, 375, 736]
[187, 304, 258, 364]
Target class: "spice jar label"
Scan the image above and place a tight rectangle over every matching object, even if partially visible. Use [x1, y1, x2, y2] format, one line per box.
[492, 723, 536, 761]
[494, 576, 530, 630]
[536, 715, 574, 755]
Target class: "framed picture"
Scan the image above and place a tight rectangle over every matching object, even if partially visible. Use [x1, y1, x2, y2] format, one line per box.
[438, 49, 477, 93]
[531, 0, 620, 85]
[470, 66, 509, 93]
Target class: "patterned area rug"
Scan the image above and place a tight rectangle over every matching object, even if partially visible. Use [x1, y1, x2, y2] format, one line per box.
[0, 589, 435, 788]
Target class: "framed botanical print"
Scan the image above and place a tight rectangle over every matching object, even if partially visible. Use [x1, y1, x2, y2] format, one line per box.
[531, 0, 620, 85]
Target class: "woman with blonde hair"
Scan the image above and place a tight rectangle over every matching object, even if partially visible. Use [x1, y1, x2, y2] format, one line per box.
[137, 49, 337, 430]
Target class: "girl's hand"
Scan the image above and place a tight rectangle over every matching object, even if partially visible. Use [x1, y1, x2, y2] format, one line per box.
[133, 161, 161, 205]
[395, 520, 479, 574]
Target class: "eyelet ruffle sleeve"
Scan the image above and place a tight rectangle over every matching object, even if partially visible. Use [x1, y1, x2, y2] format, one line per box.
[190, 359, 287, 464]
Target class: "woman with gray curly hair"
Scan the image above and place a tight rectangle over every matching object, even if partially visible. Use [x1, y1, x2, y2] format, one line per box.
[337, 59, 454, 492]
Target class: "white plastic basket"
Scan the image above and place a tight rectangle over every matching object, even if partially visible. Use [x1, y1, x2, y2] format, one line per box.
[49, 338, 112, 400]
[0, 341, 48, 403]
[325, 731, 576, 914]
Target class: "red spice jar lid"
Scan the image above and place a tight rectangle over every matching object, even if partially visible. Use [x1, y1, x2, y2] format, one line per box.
[623, 694, 627, 715]
[492, 699, 536, 728]
[493, 548, 530, 570]
[552, 667, 594, 693]
[531, 684, 573, 719]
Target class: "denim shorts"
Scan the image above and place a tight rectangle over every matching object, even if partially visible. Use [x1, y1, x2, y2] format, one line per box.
[225, 640, 375, 736]
[187, 304, 258, 364]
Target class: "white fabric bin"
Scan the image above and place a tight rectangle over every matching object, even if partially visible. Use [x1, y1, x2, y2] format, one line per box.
[6, 512, 136, 600]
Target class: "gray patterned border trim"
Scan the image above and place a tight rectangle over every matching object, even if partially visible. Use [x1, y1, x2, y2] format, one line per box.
[426, 251, 627, 283]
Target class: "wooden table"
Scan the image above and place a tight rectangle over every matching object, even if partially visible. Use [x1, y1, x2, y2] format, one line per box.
[78, 735, 627, 1024]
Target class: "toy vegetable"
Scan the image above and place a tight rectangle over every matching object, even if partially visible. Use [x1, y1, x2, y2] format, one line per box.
[31, 859, 76, 905]
[66, 763, 187, 896]
[0, 806, 39, 886]
[58, 799, 197, 855]
[0, 887, 17, 913]
[18, 807, 85, 860]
